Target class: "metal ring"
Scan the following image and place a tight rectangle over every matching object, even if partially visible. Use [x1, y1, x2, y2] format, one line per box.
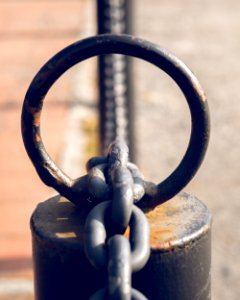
[21, 34, 210, 205]
[127, 163, 145, 202]
[87, 163, 110, 201]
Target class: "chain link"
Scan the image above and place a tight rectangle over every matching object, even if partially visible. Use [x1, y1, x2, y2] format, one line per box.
[86, 143, 145, 206]
[84, 141, 150, 299]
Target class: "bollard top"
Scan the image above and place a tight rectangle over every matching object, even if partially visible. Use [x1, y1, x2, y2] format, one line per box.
[30, 195, 87, 249]
[31, 192, 211, 252]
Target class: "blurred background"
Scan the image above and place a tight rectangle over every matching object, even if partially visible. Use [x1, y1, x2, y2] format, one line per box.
[0, 0, 239, 299]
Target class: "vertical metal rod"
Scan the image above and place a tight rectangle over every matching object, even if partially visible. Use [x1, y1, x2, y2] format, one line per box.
[97, 0, 135, 161]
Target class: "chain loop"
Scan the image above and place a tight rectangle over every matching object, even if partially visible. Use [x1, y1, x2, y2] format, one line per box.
[107, 235, 131, 300]
[88, 163, 110, 201]
[111, 166, 133, 233]
[127, 163, 145, 202]
[84, 201, 150, 271]
[84, 141, 150, 299]
[84, 142, 145, 208]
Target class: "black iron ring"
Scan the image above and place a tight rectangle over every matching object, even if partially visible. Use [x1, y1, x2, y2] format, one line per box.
[21, 34, 210, 206]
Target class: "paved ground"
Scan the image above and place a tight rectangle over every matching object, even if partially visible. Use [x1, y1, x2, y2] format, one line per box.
[0, 0, 239, 299]
[134, 1, 240, 299]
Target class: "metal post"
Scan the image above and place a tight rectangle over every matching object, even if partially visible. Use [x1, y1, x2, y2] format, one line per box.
[97, 0, 135, 161]
[134, 193, 211, 300]
[31, 192, 211, 300]
[31, 196, 102, 300]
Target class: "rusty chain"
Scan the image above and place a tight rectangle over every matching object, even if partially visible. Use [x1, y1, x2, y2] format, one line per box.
[84, 141, 150, 299]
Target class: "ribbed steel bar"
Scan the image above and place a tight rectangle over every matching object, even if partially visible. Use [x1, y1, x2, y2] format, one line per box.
[97, 0, 135, 161]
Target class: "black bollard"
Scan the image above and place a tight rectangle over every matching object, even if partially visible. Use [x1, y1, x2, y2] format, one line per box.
[31, 192, 211, 300]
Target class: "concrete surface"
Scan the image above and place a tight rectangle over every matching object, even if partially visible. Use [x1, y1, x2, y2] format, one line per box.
[133, 1, 240, 299]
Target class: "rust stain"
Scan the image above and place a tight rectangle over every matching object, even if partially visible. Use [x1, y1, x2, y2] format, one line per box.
[124, 226, 130, 239]
[35, 133, 41, 142]
[28, 106, 41, 126]
[191, 76, 207, 102]
[150, 229, 175, 250]
[174, 60, 206, 102]
[145, 198, 179, 250]
[33, 111, 41, 126]
[28, 106, 37, 114]
[145, 202, 170, 222]
[55, 232, 77, 239]
[144, 194, 211, 251]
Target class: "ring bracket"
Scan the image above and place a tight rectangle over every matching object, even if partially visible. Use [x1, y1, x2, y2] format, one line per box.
[21, 34, 210, 207]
